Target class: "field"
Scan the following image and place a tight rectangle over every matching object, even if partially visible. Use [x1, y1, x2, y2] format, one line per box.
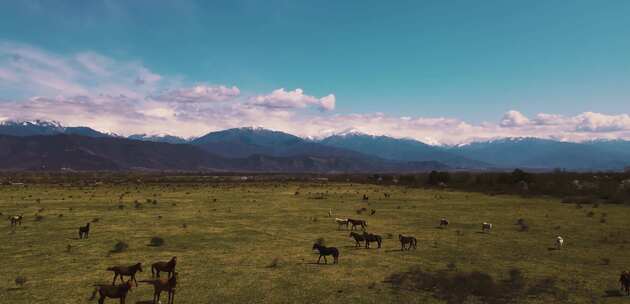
[1, 179, 629, 303]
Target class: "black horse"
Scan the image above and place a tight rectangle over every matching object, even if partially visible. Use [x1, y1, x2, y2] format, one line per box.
[362, 232, 382, 249]
[347, 218, 367, 231]
[398, 234, 417, 250]
[312, 243, 339, 264]
[349, 232, 365, 248]
[79, 223, 90, 239]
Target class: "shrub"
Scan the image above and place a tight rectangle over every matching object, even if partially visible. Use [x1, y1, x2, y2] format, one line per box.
[586, 211, 595, 217]
[111, 241, 128, 253]
[149, 237, 165, 247]
[34, 215, 44, 222]
[15, 276, 27, 287]
[601, 258, 611, 265]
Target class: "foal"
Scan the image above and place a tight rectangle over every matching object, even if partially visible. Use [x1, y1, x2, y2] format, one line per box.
[152, 256, 177, 278]
[312, 243, 339, 264]
[398, 234, 417, 250]
[347, 218, 367, 231]
[91, 280, 133, 304]
[140, 272, 177, 304]
[79, 222, 90, 239]
[107, 263, 143, 286]
[362, 232, 382, 249]
[9, 214, 23, 226]
[349, 232, 365, 248]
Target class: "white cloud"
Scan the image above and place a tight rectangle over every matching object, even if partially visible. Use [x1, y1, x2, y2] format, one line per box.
[251, 88, 336, 111]
[574, 112, 630, 132]
[152, 85, 240, 103]
[500, 110, 530, 127]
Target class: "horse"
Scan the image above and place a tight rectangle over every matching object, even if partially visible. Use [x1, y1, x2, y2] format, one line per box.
[439, 218, 449, 228]
[107, 263, 143, 287]
[362, 194, 369, 201]
[91, 281, 133, 304]
[362, 232, 382, 249]
[620, 271, 630, 296]
[312, 243, 339, 264]
[79, 223, 90, 239]
[349, 232, 365, 247]
[152, 256, 177, 278]
[335, 218, 349, 230]
[140, 272, 177, 304]
[9, 214, 23, 226]
[482, 222, 493, 233]
[555, 236, 564, 249]
[347, 218, 367, 231]
[399, 234, 417, 250]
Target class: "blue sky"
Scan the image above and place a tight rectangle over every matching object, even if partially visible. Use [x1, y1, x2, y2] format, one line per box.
[1, 0, 630, 143]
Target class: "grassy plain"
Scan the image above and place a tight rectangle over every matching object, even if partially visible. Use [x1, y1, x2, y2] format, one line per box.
[1, 180, 629, 303]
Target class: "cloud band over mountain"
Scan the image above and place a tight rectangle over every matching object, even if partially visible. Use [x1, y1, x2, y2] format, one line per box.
[1, 41, 630, 145]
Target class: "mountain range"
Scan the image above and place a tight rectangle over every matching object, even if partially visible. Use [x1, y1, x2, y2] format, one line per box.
[0, 120, 629, 172]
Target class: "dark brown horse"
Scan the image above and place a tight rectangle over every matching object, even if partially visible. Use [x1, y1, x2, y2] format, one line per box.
[140, 272, 177, 304]
[152, 256, 177, 278]
[362, 232, 382, 248]
[107, 263, 142, 287]
[312, 243, 339, 264]
[347, 218, 367, 231]
[91, 280, 133, 304]
[621, 271, 630, 296]
[349, 232, 365, 248]
[399, 234, 417, 250]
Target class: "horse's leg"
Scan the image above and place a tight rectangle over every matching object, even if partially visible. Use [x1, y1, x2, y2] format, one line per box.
[112, 273, 118, 285]
[133, 274, 138, 287]
[323, 256, 327, 264]
[317, 255, 321, 264]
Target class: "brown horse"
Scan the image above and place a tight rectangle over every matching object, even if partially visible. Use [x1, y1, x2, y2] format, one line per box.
[347, 218, 367, 231]
[107, 263, 142, 287]
[349, 232, 365, 248]
[152, 256, 177, 278]
[399, 234, 417, 250]
[140, 272, 177, 304]
[91, 281, 133, 304]
[362, 232, 382, 249]
[78, 222, 90, 239]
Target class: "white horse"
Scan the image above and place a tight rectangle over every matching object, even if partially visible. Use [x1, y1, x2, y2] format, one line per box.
[481, 222, 492, 233]
[334, 218, 349, 230]
[556, 236, 564, 249]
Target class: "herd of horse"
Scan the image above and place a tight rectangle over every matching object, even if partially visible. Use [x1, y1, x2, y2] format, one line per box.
[91, 256, 178, 304]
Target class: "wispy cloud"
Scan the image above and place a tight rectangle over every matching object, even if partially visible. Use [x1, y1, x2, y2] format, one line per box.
[1, 41, 630, 144]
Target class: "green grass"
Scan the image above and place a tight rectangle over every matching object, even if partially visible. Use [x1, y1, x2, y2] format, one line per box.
[0, 181, 629, 303]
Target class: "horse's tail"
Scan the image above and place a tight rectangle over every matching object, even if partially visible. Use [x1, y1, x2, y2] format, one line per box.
[377, 236, 382, 248]
[412, 238, 417, 249]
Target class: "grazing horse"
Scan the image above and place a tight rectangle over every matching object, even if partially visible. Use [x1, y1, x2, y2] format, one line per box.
[152, 256, 177, 278]
[362, 194, 369, 201]
[362, 232, 382, 249]
[482, 222, 493, 233]
[399, 234, 417, 250]
[91, 281, 133, 304]
[370, 209, 376, 216]
[347, 218, 367, 231]
[439, 218, 449, 228]
[9, 214, 23, 226]
[335, 218, 349, 230]
[107, 263, 143, 287]
[555, 236, 564, 249]
[620, 271, 630, 296]
[79, 223, 90, 239]
[140, 272, 177, 304]
[349, 232, 365, 248]
[312, 243, 339, 264]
